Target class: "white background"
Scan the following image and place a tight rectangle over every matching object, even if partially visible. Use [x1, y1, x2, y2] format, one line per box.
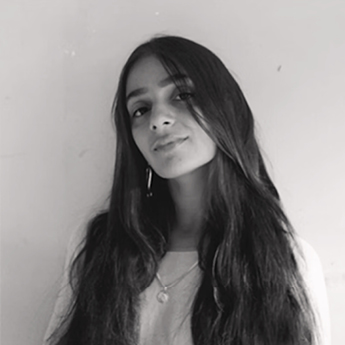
[1, 0, 344, 344]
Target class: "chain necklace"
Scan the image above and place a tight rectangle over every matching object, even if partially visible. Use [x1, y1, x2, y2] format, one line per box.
[155, 261, 199, 303]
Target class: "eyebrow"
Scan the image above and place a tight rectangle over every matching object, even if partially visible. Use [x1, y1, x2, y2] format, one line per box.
[126, 74, 192, 104]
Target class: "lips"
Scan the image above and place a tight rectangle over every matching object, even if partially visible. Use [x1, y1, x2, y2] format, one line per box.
[153, 136, 188, 152]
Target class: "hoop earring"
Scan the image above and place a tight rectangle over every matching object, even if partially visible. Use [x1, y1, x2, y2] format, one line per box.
[146, 166, 153, 198]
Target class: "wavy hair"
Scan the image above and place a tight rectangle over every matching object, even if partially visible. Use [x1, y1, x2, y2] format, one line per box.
[49, 35, 317, 345]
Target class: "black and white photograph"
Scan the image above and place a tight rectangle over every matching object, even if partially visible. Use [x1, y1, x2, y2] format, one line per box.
[1, 1, 344, 344]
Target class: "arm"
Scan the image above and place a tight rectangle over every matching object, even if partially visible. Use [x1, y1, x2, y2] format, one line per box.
[43, 225, 85, 344]
[295, 237, 331, 345]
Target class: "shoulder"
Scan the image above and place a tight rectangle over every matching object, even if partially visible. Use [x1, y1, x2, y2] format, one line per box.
[291, 235, 326, 306]
[292, 236, 323, 278]
[42, 223, 87, 344]
[291, 235, 331, 345]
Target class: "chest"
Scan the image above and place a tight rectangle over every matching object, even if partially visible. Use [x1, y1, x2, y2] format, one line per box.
[138, 252, 201, 345]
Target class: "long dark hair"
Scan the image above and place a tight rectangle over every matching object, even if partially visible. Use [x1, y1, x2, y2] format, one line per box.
[49, 35, 317, 345]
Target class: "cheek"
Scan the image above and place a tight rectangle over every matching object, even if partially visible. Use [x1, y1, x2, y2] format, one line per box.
[202, 139, 217, 161]
[194, 126, 217, 157]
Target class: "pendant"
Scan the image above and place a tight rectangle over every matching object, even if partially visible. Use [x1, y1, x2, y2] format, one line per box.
[157, 290, 169, 303]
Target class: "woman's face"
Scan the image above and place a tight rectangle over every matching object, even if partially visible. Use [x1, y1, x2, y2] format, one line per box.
[126, 55, 216, 179]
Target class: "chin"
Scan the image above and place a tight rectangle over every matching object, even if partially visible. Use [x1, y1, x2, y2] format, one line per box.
[152, 161, 212, 180]
[153, 168, 190, 180]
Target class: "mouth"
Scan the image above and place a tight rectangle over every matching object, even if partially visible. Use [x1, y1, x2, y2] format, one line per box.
[153, 137, 188, 152]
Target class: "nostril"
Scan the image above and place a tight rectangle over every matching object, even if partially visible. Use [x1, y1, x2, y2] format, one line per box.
[151, 121, 171, 131]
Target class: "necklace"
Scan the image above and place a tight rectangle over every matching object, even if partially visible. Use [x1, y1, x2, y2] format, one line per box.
[155, 261, 199, 303]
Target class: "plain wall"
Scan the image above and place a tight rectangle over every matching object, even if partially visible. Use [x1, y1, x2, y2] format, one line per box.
[1, 0, 344, 344]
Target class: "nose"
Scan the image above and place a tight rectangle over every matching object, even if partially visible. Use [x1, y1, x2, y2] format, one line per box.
[149, 103, 175, 131]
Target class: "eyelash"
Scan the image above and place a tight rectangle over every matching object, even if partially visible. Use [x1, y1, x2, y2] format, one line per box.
[131, 91, 194, 118]
[176, 91, 193, 101]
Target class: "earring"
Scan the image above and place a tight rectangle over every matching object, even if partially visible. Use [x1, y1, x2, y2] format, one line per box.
[146, 166, 153, 198]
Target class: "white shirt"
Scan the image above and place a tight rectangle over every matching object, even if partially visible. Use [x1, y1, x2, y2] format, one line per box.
[139, 251, 201, 345]
[43, 231, 331, 345]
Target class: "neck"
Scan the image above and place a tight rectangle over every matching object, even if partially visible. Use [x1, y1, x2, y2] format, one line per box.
[167, 165, 208, 251]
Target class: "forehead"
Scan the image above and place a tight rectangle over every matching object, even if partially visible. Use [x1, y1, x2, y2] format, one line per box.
[126, 56, 169, 93]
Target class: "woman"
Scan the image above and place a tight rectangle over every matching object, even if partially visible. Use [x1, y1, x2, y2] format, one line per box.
[44, 35, 330, 345]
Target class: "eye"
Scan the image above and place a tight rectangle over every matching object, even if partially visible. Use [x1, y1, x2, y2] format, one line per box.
[132, 106, 149, 118]
[176, 92, 194, 101]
